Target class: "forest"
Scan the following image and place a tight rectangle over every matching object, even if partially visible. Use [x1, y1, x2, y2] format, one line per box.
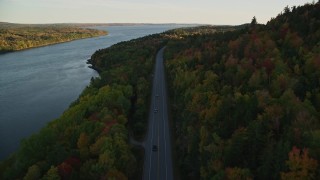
[165, 2, 320, 179]
[0, 30, 168, 179]
[0, 25, 231, 179]
[0, 23, 107, 53]
[0, 2, 319, 180]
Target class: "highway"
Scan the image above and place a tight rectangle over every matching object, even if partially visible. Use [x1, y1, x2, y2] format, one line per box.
[143, 47, 174, 180]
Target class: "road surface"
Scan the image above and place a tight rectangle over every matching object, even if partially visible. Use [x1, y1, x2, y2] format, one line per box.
[143, 47, 173, 180]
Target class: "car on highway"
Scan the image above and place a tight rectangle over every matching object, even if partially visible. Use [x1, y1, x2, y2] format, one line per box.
[152, 145, 158, 152]
[154, 108, 158, 113]
[156, 94, 159, 97]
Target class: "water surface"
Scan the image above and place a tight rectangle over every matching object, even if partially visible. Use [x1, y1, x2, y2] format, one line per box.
[0, 24, 191, 160]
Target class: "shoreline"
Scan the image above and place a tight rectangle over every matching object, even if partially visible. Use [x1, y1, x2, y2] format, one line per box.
[0, 33, 107, 55]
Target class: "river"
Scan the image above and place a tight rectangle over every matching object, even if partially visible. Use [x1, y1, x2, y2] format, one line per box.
[0, 24, 191, 160]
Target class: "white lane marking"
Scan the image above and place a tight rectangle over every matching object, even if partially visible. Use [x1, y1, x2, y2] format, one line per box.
[147, 48, 168, 180]
[157, 53, 161, 180]
[150, 51, 161, 180]
[158, 95, 160, 180]
[148, 99, 154, 179]
[160, 51, 168, 180]
[149, 70, 157, 180]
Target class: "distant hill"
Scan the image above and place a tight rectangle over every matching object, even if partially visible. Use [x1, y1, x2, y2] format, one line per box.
[0, 22, 202, 28]
[0, 23, 107, 53]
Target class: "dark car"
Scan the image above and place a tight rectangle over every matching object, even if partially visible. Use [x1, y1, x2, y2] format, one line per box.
[152, 145, 158, 152]
[154, 108, 158, 113]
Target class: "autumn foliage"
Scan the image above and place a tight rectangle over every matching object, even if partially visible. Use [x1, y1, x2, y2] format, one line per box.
[165, 2, 320, 179]
[281, 147, 318, 180]
[0, 24, 107, 53]
[0, 28, 169, 179]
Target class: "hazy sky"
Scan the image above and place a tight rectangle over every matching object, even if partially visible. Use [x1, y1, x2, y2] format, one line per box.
[0, 0, 315, 25]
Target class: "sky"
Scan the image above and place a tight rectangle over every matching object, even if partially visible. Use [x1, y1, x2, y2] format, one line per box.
[0, 0, 315, 25]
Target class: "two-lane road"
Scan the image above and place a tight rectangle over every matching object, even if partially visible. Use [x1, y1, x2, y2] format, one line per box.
[143, 47, 173, 180]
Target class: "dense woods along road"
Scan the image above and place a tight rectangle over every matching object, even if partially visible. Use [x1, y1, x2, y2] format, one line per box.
[143, 47, 174, 180]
